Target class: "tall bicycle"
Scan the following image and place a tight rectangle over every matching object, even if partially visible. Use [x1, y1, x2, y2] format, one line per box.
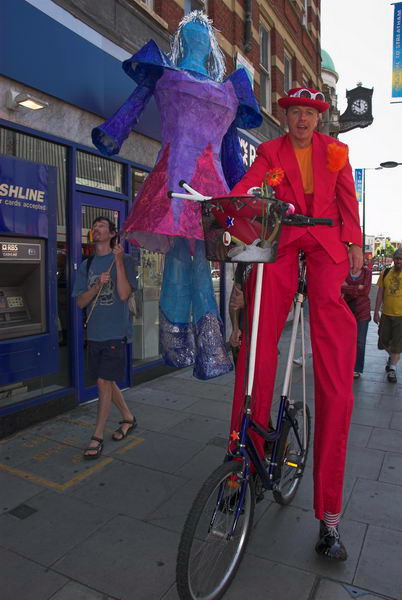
[170, 182, 332, 600]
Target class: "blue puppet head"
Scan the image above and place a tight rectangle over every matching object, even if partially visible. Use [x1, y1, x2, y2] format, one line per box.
[170, 11, 226, 82]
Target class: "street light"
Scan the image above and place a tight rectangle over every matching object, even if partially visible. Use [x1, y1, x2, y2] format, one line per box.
[379, 161, 402, 168]
[360, 167, 382, 253]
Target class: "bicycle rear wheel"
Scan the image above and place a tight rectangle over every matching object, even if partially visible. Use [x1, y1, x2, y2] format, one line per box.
[272, 401, 311, 505]
[176, 461, 255, 600]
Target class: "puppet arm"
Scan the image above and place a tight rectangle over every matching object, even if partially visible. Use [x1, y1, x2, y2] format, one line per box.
[221, 69, 263, 189]
[221, 121, 246, 189]
[92, 64, 162, 156]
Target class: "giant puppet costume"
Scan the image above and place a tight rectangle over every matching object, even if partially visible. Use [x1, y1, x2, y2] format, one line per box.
[225, 88, 362, 558]
[92, 12, 262, 379]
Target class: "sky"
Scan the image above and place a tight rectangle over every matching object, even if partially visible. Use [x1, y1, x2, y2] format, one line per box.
[321, 0, 401, 241]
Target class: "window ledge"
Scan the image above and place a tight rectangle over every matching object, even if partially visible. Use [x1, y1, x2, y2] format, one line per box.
[127, 0, 168, 30]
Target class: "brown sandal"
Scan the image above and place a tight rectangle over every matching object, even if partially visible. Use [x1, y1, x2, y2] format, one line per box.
[83, 436, 104, 460]
[112, 418, 137, 441]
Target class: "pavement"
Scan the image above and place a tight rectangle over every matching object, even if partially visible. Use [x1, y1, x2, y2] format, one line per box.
[1, 316, 402, 600]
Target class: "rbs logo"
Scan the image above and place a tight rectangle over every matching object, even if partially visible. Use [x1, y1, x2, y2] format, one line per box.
[2, 243, 18, 251]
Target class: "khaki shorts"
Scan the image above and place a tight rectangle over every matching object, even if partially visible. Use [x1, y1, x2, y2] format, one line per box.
[378, 314, 402, 354]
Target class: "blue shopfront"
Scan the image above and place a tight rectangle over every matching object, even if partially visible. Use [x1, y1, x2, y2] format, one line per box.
[0, 123, 163, 435]
[0, 0, 260, 435]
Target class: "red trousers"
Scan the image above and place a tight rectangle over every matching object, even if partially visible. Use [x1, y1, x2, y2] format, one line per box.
[230, 233, 356, 519]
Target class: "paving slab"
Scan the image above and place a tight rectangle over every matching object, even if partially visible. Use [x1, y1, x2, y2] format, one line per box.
[114, 429, 204, 474]
[0, 546, 67, 600]
[68, 459, 187, 522]
[248, 504, 366, 583]
[0, 468, 42, 513]
[50, 581, 117, 600]
[183, 396, 232, 421]
[116, 400, 190, 433]
[165, 414, 229, 443]
[379, 394, 402, 412]
[390, 411, 402, 430]
[217, 554, 316, 600]
[124, 385, 200, 411]
[352, 392, 383, 410]
[314, 579, 389, 600]
[344, 478, 402, 532]
[0, 490, 113, 566]
[354, 525, 402, 599]
[368, 427, 402, 453]
[348, 423, 373, 448]
[150, 376, 234, 402]
[378, 452, 402, 485]
[351, 407, 393, 429]
[54, 514, 179, 600]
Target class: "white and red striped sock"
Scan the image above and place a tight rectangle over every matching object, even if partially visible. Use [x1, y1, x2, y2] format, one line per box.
[323, 512, 341, 529]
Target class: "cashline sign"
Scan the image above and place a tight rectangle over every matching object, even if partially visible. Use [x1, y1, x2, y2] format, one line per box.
[0, 155, 53, 236]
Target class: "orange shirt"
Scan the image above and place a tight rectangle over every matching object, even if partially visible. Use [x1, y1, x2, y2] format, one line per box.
[294, 145, 314, 193]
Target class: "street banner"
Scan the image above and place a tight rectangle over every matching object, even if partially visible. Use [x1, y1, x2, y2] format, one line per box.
[392, 2, 402, 98]
[354, 168, 363, 203]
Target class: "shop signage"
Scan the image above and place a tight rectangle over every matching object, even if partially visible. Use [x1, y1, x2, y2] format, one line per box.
[0, 155, 55, 237]
[0, 241, 41, 261]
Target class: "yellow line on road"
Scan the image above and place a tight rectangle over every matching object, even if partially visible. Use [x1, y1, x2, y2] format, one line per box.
[115, 436, 144, 455]
[0, 457, 113, 492]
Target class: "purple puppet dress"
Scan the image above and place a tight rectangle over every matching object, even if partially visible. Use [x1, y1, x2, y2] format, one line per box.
[123, 68, 238, 252]
[92, 40, 262, 379]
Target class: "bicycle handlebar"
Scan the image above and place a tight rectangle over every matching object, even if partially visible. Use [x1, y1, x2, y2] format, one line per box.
[283, 214, 333, 227]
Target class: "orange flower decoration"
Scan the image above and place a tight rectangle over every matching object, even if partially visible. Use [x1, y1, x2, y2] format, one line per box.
[327, 142, 348, 172]
[264, 168, 285, 187]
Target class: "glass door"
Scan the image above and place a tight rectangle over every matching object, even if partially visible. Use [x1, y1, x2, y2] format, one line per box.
[72, 193, 129, 403]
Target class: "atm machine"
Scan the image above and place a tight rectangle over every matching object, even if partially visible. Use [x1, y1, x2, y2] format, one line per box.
[0, 155, 58, 387]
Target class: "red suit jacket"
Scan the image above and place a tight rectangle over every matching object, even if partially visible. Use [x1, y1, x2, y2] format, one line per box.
[230, 131, 362, 263]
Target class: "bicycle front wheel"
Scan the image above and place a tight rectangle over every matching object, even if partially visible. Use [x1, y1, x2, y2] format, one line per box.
[272, 401, 311, 505]
[176, 461, 255, 600]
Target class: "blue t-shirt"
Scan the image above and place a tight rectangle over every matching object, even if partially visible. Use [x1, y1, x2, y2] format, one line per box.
[72, 253, 137, 342]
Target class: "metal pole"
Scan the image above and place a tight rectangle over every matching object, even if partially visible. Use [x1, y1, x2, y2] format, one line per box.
[362, 168, 366, 254]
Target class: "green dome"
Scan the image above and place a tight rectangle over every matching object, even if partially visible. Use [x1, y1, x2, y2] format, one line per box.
[321, 49, 337, 74]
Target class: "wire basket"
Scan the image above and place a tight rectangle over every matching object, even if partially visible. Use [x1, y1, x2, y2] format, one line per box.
[201, 194, 288, 263]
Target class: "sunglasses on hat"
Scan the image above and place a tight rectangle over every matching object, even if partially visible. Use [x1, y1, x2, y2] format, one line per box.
[288, 88, 325, 102]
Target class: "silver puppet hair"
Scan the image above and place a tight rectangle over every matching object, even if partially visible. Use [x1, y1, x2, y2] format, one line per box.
[170, 11, 226, 82]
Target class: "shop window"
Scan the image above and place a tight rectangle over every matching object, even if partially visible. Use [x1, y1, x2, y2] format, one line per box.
[0, 126, 70, 407]
[284, 54, 293, 93]
[302, 0, 308, 27]
[259, 25, 272, 113]
[129, 166, 164, 365]
[184, 0, 207, 14]
[76, 151, 123, 194]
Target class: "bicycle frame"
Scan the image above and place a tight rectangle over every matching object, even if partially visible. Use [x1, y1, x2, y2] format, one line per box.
[227, 253, 308, 529]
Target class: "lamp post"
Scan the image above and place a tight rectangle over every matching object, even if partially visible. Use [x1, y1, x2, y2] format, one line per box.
[359, 167, 382, 254]
[380, 161, 402, 168]
[357, 162, 401, 257]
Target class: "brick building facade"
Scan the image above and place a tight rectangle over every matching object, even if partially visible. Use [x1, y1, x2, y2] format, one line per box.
[52, 0, 324, 141]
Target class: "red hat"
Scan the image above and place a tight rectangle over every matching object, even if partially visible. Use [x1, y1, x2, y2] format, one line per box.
[278, 87, 330, 113]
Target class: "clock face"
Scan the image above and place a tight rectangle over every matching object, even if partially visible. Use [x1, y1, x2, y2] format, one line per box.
[351, 98, 369, 115]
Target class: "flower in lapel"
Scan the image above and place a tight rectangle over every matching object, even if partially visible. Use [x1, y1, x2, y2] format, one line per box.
[263, 168, 285, 187]
[326, 142, 348, 172]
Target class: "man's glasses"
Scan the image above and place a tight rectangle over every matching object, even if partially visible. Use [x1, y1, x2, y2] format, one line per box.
[289, 89, 325, 102]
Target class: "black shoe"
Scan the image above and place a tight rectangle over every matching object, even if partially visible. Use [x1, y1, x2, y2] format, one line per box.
[387, 369, 397, 383]
[315, 521, 347, 561]
[385, 357, 392, 372]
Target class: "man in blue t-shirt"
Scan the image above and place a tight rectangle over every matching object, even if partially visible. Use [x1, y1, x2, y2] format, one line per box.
[72, 216, 138, 459]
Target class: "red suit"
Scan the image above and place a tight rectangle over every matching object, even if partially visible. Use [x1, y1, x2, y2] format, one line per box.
[229, 131, 362, 520]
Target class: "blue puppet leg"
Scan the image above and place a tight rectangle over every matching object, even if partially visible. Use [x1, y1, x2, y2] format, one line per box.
[159, 237, 195, 367]
[192, 241, 233, 380]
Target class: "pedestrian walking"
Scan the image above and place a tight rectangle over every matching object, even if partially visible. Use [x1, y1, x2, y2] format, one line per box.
[374, 247, 402, 383]
[342, 263, 372, 379]
[72, 216, 138, 459]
